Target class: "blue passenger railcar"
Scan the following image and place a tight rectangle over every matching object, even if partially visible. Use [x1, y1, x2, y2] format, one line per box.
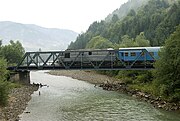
[118, 47, 160, 62]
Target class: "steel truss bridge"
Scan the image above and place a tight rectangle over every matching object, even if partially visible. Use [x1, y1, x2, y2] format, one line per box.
[8, 49, 156, 71]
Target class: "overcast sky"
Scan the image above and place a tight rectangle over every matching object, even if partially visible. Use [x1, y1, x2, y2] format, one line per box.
[0, 0, 128, 33]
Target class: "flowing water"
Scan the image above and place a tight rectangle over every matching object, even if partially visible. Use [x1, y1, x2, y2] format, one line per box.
[20, 71, 180, 121]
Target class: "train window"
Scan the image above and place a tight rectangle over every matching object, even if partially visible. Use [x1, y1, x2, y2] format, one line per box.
[131, 52, 136, 56]
[109, 52, 114, 55]
[64, 53, 70, 58]
[88, 52, 92, 55]
[121, 53, 124, 56]
[110, 52, 114, 55]
[125, 52, 129, 56]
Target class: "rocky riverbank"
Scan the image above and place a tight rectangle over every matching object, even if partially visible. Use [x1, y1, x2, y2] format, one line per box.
[49, 70, 180, 111]
[99, 83, 180, 111]
[0, 85, 39, 121]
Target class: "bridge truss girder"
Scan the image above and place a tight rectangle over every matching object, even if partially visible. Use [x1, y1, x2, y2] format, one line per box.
[9, 49, 156, 71]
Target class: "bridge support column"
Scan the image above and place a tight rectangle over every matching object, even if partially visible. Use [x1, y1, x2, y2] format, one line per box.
[19, 71, 30, 85]
[10, 71, 30, 85]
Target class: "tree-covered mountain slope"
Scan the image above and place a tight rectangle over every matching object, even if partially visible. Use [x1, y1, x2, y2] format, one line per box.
[68, 0, 180, 49]
[105, 0, 149, 22]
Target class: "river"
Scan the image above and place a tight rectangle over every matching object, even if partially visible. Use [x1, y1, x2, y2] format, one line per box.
[20, 71, 180, 121]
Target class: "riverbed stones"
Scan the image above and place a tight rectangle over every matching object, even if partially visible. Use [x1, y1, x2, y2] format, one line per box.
[0, 85, 38, 121]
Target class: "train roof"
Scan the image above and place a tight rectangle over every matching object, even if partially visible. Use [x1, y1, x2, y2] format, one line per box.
[65, 48, 115, 52]
[119, 47, 161, 52]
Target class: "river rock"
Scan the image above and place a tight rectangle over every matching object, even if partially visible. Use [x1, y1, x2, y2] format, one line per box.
[0, 85, 38, 121]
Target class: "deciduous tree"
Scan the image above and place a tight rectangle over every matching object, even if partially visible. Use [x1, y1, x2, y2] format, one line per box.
[86, 36, 113, 49]
[0, 40, 25, 65]
[154, 25, 180, 101]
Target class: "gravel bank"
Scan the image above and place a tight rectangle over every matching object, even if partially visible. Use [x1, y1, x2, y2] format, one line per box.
[0, 85, 38, 121]
[48, 70, 121, 84]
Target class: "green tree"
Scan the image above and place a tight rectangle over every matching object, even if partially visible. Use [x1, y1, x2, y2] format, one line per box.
[0, 40, 25, 65]
[120, 35, 135, 47]
[127, 9, 136, 16]
[135, 32, 150, 46]
[0, 58, 9, 106]
[154, 25, 180, 101]
[0, 58, 8, 81]
[114, 33, 150, 49]
[111, 14, 119, 23]
[86, 36, 113, 49]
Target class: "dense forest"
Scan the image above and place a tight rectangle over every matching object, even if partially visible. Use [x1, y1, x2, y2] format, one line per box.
[0, 40, 24, 106]
[105, 0, 149, 22]
[68, 0, 180, 102]
[68, 0, 180, 49]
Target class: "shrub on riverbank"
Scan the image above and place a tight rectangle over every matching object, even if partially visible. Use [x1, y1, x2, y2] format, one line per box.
[0, 80, 22, 106]
[0, 58, 21, 106]
[0, 58, 9, 106]
[0, 80, 9, 106]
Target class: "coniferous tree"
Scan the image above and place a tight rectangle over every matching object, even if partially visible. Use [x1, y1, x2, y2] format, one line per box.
[0, 58, 9, 106]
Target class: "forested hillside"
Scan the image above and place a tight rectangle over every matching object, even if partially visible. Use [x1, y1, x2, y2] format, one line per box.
[105, 0, 149, 22]
[68, 0, 180, 49]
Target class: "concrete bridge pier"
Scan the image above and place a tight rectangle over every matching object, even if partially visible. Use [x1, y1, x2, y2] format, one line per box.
[10, 71, 30, 85]
[19, 71, 30, 85]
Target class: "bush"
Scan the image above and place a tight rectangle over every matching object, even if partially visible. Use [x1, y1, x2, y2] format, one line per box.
[129, 83, 155, 94]
[0, 58, 10, 106]
[134, 71, 153, 84]
[171, 89, 180, 102]
[0, 80, 9, 106]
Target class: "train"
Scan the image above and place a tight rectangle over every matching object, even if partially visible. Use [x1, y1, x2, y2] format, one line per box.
[12, 46, 161, 70]
[56, 47, 161, 68]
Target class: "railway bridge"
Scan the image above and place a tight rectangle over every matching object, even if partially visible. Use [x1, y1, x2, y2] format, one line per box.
[7, 48, 158, 84]
[7, 48, 157, 71]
